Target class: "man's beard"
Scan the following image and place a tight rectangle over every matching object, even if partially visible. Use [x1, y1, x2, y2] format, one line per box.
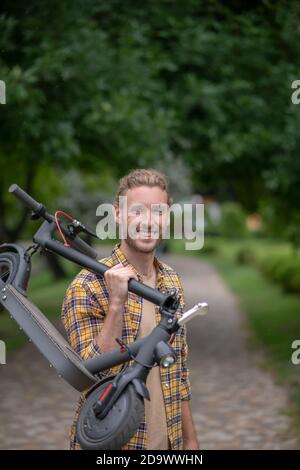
[124, 231, 162, 254]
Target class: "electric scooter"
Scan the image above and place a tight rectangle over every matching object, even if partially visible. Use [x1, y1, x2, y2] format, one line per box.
[0, 184, 208, 449]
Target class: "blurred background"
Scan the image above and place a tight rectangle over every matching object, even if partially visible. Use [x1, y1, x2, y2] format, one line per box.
[1, 0, 300, 450]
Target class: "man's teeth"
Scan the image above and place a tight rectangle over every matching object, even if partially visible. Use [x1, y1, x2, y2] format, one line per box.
[139, 230, 157, 236]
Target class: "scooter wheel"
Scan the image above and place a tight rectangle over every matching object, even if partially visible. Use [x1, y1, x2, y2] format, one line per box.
[0, 252, 19, 284]
[76, 380, 144, 450]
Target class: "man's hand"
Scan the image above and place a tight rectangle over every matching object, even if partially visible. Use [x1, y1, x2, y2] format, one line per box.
[96, 263, 138, 354]
[104, 262, 138, 306]
[183, 439, 200, 450]
[182, 400, 200, 450]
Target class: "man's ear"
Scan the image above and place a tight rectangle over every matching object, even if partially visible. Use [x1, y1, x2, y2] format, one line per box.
[113, 204, 120, 226]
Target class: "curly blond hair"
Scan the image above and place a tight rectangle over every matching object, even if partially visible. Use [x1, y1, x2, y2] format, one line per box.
[114, 168, 172, 206]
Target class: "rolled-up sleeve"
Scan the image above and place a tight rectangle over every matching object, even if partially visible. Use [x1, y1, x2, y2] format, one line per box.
[61, 282, 122, 377]
[176, 276, 192, 401]
[180, 323, 192, 401]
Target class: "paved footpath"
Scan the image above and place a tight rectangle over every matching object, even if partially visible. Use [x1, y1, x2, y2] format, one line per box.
[0, 251, 299, 449]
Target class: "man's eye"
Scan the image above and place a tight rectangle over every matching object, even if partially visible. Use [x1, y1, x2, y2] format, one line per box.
[130, 208, 143, 216]
[153, 207, 164, 215]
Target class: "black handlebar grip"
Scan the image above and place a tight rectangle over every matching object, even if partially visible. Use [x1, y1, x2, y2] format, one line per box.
[9, 184, 44, 214]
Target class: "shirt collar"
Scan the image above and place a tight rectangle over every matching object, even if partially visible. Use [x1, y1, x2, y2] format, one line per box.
[111, 242, 166, 289]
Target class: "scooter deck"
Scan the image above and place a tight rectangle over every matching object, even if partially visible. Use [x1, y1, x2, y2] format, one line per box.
[0, 279, 97, 392]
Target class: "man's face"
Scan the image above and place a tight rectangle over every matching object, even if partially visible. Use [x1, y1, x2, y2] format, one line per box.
[115, 185, 169, 253]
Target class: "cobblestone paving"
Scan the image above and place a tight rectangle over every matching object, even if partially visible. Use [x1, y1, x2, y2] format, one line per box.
[167, 254, 299, 450]
[0, 251, 299, 449]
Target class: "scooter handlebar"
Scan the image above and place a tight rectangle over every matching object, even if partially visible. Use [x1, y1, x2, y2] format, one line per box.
[9, 184, 48, 220]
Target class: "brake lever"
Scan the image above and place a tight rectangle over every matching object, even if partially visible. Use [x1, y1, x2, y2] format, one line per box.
[67, 220, 98, 239]
[177, 302, 209, 327]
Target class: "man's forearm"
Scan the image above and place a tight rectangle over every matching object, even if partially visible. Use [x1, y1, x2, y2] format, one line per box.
[95, 300, 124, 352]
[181, 400, 199, 450]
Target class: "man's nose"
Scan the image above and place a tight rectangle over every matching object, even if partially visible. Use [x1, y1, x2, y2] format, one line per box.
[140, 210, 152, 225]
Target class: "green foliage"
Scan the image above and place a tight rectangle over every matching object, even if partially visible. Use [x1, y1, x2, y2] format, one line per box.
[208, 250, 300, 431]
[187, 235, 300, 431]
[235, 242, 300, 294]
[201, 238, 219, 255]
[1, 0, 300, 243]
[0, 0, 178, 240]
[236, 246, 256, 265]
[0, 0, 179, 173]
[204, 205, 220, 236]
[220, 202, 247, 238]
[259, 253, 300, 294]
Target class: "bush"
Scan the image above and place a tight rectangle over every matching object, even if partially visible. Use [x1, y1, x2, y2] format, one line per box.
[259, 253, 287, 280]
[220, 203, 247, 238]
[236, 247, 256, 265]
[201, 239, 219, 255]
[204, 206, 221, 237]
[259, 253, 300, 293]
[234, 244, 300, 294]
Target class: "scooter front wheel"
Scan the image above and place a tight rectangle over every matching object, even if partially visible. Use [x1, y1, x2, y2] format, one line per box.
[76, 380, 144, 450]
[0, 252, 19, 284]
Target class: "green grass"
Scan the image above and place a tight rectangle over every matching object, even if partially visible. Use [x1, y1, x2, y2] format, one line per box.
[169, 238, 300, 367]
[211, 256, 300, 364]
[169, 236, 300, 432]
[168, 235, 292, 260]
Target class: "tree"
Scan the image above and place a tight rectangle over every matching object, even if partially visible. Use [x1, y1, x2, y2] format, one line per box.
[1, 0, 300, 252]
[0, 0, 177, 245]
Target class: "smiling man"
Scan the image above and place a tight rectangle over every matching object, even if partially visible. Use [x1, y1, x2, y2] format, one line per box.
[61, 168, 199, 450]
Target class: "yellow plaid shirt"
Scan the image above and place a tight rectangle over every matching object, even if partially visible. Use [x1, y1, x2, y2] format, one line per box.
[61, 242, 191, 450]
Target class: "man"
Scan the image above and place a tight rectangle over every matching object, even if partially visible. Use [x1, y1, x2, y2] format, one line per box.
[61, 168, 199, 450]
